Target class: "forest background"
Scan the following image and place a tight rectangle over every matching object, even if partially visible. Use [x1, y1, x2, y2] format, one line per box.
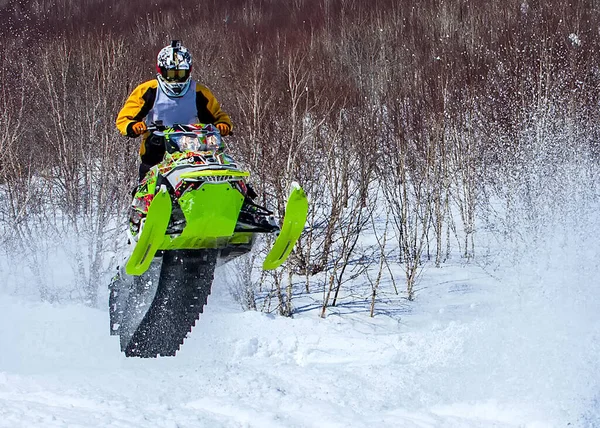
[1, 0, 599, 314]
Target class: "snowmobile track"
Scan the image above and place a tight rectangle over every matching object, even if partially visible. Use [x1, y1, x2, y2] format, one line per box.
[123, 249, 217, 357]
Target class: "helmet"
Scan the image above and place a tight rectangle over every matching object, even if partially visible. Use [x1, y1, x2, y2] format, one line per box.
[156, 40, 193, 97]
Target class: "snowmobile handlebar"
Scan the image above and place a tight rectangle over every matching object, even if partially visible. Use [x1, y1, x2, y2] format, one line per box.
[145, 121, 229, 136]
[145, 121, 166, 133]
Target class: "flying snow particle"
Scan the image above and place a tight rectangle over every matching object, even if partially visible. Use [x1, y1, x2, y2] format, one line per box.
[520, 1, 529, 14]
[569, 33, 581, 47]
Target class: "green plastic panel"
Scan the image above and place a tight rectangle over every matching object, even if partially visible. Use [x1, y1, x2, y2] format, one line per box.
[160, 183, 245, 250]
[180, 170, 250, 179]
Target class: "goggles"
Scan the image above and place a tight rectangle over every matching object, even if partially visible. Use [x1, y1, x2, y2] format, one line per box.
[160, 68, 190, 82]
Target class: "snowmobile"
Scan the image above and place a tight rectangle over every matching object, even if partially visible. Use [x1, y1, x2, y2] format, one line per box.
[109, 123, 308, 358]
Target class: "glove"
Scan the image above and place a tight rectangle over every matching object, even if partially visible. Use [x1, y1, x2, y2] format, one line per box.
[215, 123, 231, 136]
[131, 121, 147, 136]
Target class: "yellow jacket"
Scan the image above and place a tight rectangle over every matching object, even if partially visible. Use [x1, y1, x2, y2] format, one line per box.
[116, 79, 233, 159]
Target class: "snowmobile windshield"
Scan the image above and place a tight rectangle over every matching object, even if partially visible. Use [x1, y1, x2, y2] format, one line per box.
[168, 131, 223, 153]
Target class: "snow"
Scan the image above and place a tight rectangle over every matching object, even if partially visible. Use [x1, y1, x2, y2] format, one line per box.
[1, 175, 599, 427]
[569, 33, 582, 47]
[0, 292, 528, 428]
[1, 234, 598, 428]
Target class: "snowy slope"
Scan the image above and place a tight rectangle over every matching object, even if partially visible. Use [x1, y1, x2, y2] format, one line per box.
[1, 247, 597, 428]
[0, 287, 536, 428]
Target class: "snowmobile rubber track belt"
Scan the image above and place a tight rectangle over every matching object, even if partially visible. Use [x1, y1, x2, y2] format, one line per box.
[123, 249, 218, 358]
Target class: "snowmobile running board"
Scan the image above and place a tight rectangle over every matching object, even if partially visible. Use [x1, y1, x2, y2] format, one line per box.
[125, 182, 308, 276]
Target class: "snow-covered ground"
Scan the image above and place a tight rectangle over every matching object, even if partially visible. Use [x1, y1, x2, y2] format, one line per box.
[1, 229, 598, 428]
[0, 277, 536, 428]
[1, 170, 599, 427]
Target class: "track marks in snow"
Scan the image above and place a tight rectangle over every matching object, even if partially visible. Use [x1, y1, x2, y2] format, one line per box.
[0, 290, 557, 427]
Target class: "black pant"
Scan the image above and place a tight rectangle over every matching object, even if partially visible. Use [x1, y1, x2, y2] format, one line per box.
[139, 134, 166, 181]
[138, 163, 154, 181]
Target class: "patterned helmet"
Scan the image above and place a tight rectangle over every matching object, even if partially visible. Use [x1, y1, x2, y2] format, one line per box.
[156, 40, 193, 97]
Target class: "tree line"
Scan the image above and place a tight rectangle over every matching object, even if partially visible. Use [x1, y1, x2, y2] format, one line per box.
[0, 0, 598, 312]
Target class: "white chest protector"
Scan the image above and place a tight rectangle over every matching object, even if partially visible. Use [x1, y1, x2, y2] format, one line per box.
[146, 80, 199, 127]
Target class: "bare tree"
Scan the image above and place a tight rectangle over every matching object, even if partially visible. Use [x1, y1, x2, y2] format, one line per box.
[9, 34, 140, 304]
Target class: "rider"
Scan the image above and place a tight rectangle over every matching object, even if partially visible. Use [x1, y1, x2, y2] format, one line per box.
[116, 40, 233, 180]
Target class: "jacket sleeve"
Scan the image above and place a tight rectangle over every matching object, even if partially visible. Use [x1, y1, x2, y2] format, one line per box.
[116, 81, 158, 137]
[195, 84, 233, 131]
